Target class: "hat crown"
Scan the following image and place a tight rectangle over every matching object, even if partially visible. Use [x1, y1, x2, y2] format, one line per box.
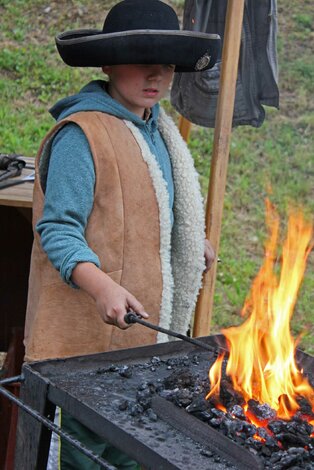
[102, 0, 180, 34]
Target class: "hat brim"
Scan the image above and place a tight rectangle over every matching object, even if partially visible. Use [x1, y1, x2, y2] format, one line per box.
[56, 29, 221, 72]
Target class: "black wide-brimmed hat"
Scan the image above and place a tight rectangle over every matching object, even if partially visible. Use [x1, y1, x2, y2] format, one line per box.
[56, 0, 220, 72]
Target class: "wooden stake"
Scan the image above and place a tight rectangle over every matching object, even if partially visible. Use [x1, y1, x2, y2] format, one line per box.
[178, 115, 192, 142]
[193, 0, 245, 337]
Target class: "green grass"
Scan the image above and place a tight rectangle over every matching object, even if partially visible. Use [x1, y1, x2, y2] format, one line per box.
[1, 0, 313, 353]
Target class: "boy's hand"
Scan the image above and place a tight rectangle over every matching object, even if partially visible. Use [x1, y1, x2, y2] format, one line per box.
[71, 262, 149, 329]
[95, 279, 148, 329]
[204, 239, 215, 272]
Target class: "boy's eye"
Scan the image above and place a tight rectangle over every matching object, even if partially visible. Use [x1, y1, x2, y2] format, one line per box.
[165, 64, 175, 70]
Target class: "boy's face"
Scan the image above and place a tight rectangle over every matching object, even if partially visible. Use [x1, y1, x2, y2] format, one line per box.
[102, 64, 175, 118]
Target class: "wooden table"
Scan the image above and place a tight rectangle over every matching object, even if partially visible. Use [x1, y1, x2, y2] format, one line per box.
[0, 156, 34, 210]
[0, 156, 35, 466]
[0, 156, 35, 351]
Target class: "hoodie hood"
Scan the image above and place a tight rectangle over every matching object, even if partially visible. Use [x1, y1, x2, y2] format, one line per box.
[49, 80, 160, 129]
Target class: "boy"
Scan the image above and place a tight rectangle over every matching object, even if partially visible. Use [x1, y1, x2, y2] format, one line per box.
[24, 0, 219, 467]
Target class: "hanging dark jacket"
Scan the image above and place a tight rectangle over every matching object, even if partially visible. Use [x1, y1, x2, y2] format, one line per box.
[171, 0, 279, 128]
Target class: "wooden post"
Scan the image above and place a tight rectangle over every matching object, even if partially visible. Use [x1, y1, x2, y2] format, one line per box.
[178, 115, 192, 142]
[193, 0, 245, 337]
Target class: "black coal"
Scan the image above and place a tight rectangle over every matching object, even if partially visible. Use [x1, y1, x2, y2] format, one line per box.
[113, 354, 314, 470]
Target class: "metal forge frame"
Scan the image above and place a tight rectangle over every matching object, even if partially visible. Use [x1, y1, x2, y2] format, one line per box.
[14, 336, 313, 470]
[15, 336, 266, 470]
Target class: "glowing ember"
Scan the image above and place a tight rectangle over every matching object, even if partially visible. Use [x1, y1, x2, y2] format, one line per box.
[207, 199, 314, 420]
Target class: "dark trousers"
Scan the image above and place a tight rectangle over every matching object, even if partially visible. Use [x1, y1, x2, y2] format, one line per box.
[60, 411, 140, 470]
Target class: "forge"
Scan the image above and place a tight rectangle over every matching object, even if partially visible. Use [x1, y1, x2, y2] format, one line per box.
[14, 201, 314, 470]
[15, 334, 313, 470]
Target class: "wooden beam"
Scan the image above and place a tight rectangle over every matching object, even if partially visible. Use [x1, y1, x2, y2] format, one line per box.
[193, 0, 245, 337]
[178, 115, 192, 142]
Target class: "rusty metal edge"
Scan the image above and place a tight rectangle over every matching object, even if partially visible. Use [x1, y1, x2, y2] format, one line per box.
[151, 395, 264, 470]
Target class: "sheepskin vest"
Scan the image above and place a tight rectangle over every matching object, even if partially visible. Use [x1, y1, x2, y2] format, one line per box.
[24, 110, 205, 362]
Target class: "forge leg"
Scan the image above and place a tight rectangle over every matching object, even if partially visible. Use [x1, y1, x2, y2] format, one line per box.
[14, 366, 55, 470]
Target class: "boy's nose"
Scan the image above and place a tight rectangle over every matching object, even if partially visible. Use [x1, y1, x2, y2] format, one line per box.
[147, 65, 164, 80]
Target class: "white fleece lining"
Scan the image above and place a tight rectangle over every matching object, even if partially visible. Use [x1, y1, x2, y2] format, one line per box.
[158, 109, 205, 335]
[125, 109, 205, 340]
[124, 120, 174, 342]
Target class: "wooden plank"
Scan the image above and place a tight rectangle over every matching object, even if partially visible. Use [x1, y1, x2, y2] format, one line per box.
[0, 156, 34, 209]
[193, 0, 245, 337]
[178, 115, 192, 142]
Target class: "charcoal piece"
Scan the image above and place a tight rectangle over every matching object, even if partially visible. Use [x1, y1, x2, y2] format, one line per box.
[270, 450, 285, 464]
[287, 447, 308, 456]
[264, 438, 280, 453]
[186, 395, 210, 413]
[229, 404, 246, 420]
[292, 416, 314, 435]
[118, 365, 132, 378]
[182, 356, 191, 366]
[146, 408, 158, 422]
[193, 410, 213, 422]
[256, 426, 280, 452]
[129, 403, 144, 417]
[274, 452, 305, 469]
[136, 389, 152, 410]
[209, 417, 223, 428]
[159, 388, 178, 400]
[296, 396, 314, 416]
[268, 420, 287, 434]
[256, 427, 269, 440]
[163, 368, 195, 389]
[155, 385, 164, 394]
[211, 408, 225, 419]
[118, 400, 128, 411]
[221, 418, 241, 438]
[286, 467, 304, 470]
[289, 417, 313, 436]
[261, 445, 272, 457]
[200, 449, 213, 458]
[241, 421, 257, 437]
[150, 356, 161, 365]
[137, 381, 156, 393]
[246, 436, 263, 451]
[192, 355, 200, 364]
[166, 357, 182, 367]
[247, 399, 276, 420]
[277, 432, 310, 448]
[219, 379, 245, 408]
[173, 388, 193, 407]
[96, 364, 119, 374]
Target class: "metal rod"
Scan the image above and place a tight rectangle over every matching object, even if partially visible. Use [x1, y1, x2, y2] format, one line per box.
[0, 375, 24, 386]
[0, 383, 117, 470]
[0, 178, 34, 190]
[124, 312, 228, 355]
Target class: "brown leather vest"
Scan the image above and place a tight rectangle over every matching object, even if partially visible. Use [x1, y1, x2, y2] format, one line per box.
[24, 112, 163, 361]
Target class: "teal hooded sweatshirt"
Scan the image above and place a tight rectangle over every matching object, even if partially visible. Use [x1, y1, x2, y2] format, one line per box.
[36, 80, 174, 285]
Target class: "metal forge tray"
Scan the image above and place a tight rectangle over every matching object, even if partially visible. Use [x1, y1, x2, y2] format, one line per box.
[15, 335, 314, 470]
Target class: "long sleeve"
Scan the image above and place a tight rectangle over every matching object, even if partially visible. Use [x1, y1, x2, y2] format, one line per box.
[36, 124, 100, 285]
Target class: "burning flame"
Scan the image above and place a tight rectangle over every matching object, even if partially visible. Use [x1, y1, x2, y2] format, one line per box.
[207, 199, 314, 420]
